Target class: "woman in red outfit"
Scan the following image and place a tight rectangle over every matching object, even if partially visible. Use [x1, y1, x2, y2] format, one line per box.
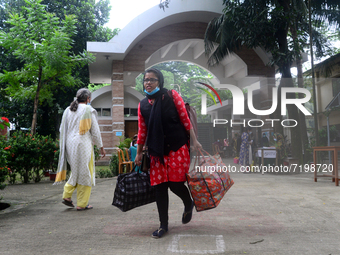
[135, 68, 202, 238]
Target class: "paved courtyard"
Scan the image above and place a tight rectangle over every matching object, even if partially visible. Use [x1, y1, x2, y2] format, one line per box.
[1, 158, 339, 255]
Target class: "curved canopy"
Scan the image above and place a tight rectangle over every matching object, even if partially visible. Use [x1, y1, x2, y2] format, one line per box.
[87, 0, 274, 89]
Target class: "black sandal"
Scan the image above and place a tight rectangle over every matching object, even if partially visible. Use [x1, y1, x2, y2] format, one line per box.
[62, 199, 74, 208]
[182, 201, 194, 224]
[151, 227, 168, 238]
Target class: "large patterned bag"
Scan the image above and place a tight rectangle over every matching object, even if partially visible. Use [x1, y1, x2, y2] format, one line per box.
[186, 149, 234, 212]
[112, 167, 156, 212]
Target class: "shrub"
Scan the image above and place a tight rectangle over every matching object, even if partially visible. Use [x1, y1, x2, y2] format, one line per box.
[5, 131, 59, 184]
[109, 154, 119, 176]
[118, 137, 132, 149]
[52, 148, 60, 172]
[38, 135, 59, 170]
[117, 137, 133, 163]
[0, 117, 10, 131]
[6, 132, 38, 183]
[0, 136, 10, 190]
[96, 167, 114, 178]
[94, 145, 101, 161]
[1, 130, 107, 184]
[34, 135, 59, 182]
[0, 117, 10, 190]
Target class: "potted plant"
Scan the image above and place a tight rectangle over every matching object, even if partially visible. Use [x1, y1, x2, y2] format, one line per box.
[49, 147, 60, 181]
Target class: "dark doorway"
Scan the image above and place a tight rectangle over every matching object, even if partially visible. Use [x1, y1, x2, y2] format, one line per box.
[125, 120, 138, 139]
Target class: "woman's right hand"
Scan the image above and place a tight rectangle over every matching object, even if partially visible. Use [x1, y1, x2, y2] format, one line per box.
[100, 147, 106, 158]
[135, 152, 143, 166]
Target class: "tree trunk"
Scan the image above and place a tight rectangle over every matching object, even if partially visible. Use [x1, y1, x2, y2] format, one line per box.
[290, 19, 309, 164]
[270, 85, 283, 135]
[296, 57, 310, 163]
[31, 66, 43, 135]
[274, 3, 303, 163]
[281, 65, 303, 164]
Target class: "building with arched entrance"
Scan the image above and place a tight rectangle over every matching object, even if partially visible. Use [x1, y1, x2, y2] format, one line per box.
[87, 0, 279, 161]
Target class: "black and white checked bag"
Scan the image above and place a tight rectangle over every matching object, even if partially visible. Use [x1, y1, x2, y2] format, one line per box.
[112, 170, 156, 212]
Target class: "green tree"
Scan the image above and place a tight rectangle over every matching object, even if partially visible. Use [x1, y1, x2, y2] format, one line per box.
[38, 0, 119, 137]
[160, 0, 340, 162]
[0, 1, 26, 90]
[88, 83, 111, 92]
[0, 0, 118, 136]
[136, 61, 233, 123]
[0, 0, 94, 134]
[42, 0, 119, 80]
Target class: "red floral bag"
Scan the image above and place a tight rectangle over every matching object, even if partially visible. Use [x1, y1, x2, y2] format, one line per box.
[186, 149, 234, 212]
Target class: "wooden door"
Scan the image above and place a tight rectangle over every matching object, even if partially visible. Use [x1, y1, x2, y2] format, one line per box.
[125, 121, 138, 139]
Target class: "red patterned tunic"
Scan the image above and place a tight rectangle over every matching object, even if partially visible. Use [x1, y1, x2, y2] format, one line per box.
[137, 90, 191, 186]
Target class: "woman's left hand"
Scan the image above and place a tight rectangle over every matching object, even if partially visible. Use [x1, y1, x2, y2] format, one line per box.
[189, 128, 202, 151]
[192, 138, 203, 151]
[135, 152, 143, 166]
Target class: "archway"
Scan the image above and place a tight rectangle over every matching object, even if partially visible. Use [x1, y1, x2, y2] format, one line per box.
[87, 0, 275, 160]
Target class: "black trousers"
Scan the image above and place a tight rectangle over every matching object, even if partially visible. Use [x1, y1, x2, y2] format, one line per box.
[155, 181, 192, 229]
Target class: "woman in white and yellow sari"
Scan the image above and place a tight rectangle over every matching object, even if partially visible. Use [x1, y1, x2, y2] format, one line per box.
[55, 88, 105, 211]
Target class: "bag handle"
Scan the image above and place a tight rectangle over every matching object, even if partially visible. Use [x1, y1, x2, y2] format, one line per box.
[191, 149, 200, 168]
[197, 148, 219, 164]
[131, 164, 137, 172]
[140, 151, 149, 173]
[191, 148, 211, 169]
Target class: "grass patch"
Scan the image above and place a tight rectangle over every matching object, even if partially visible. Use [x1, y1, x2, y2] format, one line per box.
[95, 165, 116, 178]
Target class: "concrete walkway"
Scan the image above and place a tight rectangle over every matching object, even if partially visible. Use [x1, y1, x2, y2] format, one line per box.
[1, 158, 339, 255]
